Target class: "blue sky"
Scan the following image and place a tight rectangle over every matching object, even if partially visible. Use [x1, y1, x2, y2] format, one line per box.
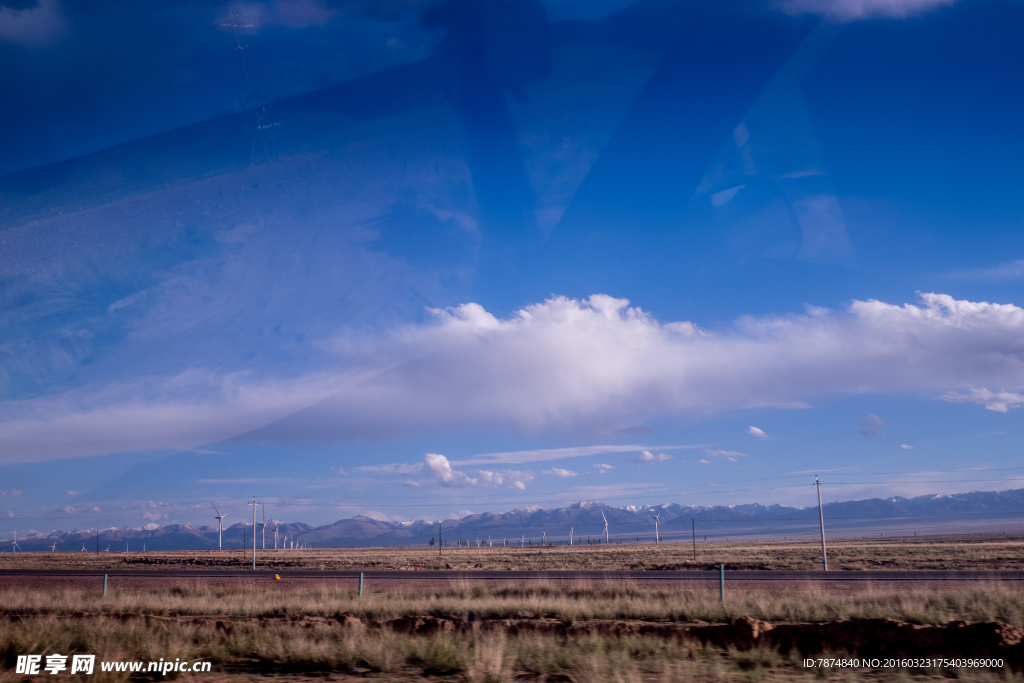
[1, 0, 1023, 532]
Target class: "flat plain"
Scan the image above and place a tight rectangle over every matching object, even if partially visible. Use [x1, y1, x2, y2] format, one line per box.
[3, 535, 1024, 572]
[2, 538, 1024, 682]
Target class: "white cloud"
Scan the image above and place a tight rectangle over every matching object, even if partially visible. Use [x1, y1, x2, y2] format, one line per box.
[478, 469, 534, 489]
[6, 292, 1024, 462]
[699, 459, 711, 464]
[942, 389, 1024, 413]
[632, 450, 671, 464]
[543, 468, 578, 478]
[422, 453, 532, 489]
[423, 453, 477, 488]
[65, 490, 78, 496]
[594, 464, 614, 474]
[747, 426, 769, 439]
[776, 0, 958, 20]
[901, 444, 915, 450]
[143, 523, 160, 531]
[858, 414, 885, 439]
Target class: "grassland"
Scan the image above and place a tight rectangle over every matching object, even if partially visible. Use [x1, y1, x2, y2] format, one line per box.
[3, 538, 1023, 681]
[3, 535, 1024, 572]
[2, 578, 1024, 682]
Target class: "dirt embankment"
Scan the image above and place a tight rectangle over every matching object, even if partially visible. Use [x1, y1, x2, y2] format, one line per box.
[10, 610, 1022, 667]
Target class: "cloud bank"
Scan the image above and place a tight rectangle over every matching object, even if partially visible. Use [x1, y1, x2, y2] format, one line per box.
[4, 292, 1024, 462]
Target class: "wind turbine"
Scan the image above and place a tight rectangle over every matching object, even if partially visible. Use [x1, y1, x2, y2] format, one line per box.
[541, 531, 546, 546]
[272, 522, 279, 549]
[569, 526, 573, 546]
[601, 511, 609, 544]
[11, 531, 20, 553]
[653, 513, 661, 544]
[49, 540, 58, 552]
[260, 505, 266, 550]
[211, 503, 229, 550]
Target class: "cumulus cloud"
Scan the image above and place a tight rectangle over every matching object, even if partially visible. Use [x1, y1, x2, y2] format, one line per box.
[942, 389, 1024, 413]
[632, 450, 671, 463]
[6, 292, 1024, 462]
[594, 464, 614, 474]
[747, 426, 769, 439]
[543, 468, 578, 478]
[422, 453, 532, 489]
[858, 415, 885, 439]
[901, 444, 914, 449]
[776, 0, 958, 20]
[423, 453, 477, 488]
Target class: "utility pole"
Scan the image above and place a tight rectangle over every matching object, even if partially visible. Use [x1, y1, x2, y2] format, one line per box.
[692, 518, 696, 561]
[251, 497, 257, 570]
[816, 476, 827, 571]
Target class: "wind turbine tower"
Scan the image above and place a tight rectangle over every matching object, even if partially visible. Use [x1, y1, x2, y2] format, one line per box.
[601, 511, 609, 544]
[569, 525, 573, 546]
[11, 531, 20, 553]
[212, 503, 229, 550]
[653, 513, 660, 544]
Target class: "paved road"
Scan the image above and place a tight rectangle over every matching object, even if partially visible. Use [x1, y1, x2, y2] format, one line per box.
[1, 569, 1023, 581]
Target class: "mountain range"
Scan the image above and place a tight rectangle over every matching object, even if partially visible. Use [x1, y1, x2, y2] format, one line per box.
[8, 489, 1024, 552]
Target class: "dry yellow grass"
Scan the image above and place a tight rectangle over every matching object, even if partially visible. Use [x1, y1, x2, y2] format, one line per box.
[2, 580, 1024, 681]
[4, 535, 1024, 572]
[3, 579, 1024, 626]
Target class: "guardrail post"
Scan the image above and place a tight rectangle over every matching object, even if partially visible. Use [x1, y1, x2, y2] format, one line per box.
[358, 572, 364, 598]
[103, 574, 108, 597]
[718, 564, 724, 602]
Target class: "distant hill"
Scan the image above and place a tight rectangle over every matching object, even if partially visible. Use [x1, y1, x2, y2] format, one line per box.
[8, 489, 1024, 552]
